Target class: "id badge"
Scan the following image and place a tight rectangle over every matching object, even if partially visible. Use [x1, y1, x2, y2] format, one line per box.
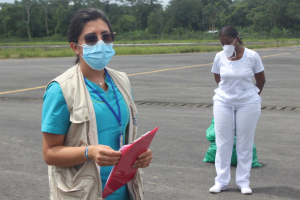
[119, 133, 123, 148]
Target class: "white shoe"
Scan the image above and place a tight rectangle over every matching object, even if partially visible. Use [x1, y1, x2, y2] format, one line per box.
[238, 186, 252, 194]
[209, 184, 227, 193]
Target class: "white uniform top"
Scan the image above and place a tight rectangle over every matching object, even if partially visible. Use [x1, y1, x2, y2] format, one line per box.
[211, 48, 264, 105]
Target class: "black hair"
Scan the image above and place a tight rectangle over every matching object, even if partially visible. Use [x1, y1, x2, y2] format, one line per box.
[219, 26, 244, 46]
[67, 8, 113, 64]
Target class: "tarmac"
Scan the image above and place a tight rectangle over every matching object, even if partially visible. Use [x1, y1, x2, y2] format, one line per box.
[0, 46, 300, 199]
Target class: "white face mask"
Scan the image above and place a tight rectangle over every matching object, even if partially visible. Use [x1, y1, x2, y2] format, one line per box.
[223, 38, 237, 59]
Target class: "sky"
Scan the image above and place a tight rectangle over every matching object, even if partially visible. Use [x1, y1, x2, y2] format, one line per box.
[0, 0, 171, 6]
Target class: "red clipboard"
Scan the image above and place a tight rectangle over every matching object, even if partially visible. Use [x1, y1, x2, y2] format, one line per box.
[102, 127, 159, 198]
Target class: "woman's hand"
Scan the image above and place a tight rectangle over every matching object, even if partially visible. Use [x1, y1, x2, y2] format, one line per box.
[255, 71, 266, 95]
[132, 149, 153, 168]
[88, 145, 122, 166]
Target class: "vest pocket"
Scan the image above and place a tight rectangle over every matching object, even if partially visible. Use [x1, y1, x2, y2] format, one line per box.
[56, 171, 96, 200]
[57, 187, 83, 200]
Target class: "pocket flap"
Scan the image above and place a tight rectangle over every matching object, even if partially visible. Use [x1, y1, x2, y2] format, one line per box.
[70, 106, 90, 123]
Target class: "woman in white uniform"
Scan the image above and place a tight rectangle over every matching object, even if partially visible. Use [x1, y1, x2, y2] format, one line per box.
[209, 26, 266, 195]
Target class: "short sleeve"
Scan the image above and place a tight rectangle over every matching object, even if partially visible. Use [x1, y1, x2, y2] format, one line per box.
[253, 52, 265, 74]
[41, 82, 71, 135]
[211, 53, 221, 74]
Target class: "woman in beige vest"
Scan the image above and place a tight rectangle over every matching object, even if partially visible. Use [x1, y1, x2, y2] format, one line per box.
[41, 8, 152, 200]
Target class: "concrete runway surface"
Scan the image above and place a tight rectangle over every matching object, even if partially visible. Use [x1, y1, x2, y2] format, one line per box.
[0, 46, 300, 199]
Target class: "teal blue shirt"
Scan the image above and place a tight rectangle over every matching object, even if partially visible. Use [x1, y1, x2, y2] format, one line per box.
[42, 74, 130, 200]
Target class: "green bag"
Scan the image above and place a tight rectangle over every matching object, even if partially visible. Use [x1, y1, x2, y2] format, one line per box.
[206, 118, 216, 142]
[203, 118, 262, 167]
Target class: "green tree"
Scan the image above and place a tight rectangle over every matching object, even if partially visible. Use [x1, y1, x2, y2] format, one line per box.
[269, 0, 279, 28]
[118, 0, 162, 30]
[287, 0, 300, 28]
[147, 8, 163, 35]
[224, 2, 252, 27]
[246, 3, 270, 32]
[0, 4, 11, 37]
[39, 0, 50, 37]
[1, 0, 300, 39]
[53, 3, 80, 36]
[118, 15, 135, 32]
[165, 0, 203, 32]
[203, 2, 225, 31]
[20, 0, 38, 40]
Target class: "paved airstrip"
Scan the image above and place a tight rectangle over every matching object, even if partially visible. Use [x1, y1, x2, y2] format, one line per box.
[0, 46, 299, 199]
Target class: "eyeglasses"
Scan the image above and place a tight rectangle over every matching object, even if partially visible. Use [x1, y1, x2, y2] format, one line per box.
[79, 32, 115, 46]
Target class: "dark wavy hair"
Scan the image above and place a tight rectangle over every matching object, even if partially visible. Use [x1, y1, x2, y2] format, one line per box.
[67, 8, 113, 64]
[219, 26, 244, 46]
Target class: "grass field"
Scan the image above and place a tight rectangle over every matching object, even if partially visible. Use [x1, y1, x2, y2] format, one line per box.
[0, 42, 298, 59]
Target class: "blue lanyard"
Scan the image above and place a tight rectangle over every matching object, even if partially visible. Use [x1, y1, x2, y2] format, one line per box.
[84, 68, 123, 147]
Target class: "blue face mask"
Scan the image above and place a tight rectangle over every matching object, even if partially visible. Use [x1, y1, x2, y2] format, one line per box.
[78, 40, 115, 71]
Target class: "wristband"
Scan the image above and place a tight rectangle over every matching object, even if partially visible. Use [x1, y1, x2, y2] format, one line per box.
[85, 146, 91, 163]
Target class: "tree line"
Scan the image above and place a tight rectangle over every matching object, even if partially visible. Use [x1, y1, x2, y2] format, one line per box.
[0, 0, 299, 41]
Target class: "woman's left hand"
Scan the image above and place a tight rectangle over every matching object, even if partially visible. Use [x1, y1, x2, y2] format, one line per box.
[132, 149, 153, 168]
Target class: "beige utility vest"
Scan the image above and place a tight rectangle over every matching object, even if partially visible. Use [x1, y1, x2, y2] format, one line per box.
[47, 64, 143, 200]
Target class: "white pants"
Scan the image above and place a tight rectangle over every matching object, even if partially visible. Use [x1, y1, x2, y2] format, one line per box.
[213, 100, 261, 188]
